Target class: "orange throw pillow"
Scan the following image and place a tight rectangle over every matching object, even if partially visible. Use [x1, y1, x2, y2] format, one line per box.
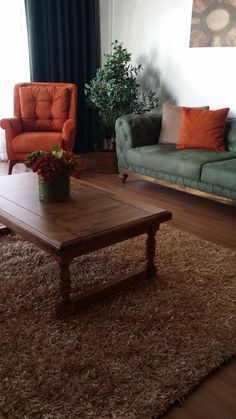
[176, 107, 229, 151]
[158, 103, 209, 144]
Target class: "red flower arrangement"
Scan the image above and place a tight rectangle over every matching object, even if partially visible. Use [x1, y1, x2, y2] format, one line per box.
[25, 146, 84, 182]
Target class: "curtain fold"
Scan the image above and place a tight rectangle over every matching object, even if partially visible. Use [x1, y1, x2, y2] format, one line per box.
[24, 0, 100, 153]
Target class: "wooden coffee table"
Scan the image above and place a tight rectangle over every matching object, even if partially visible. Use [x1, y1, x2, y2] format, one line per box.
[0, 173, 172, 316]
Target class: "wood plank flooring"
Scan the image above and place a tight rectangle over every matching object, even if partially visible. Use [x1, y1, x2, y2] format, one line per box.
[0, 158, 236, 419]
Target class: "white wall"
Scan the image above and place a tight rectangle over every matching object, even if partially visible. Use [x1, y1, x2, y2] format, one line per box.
[99, 0, 236, 116]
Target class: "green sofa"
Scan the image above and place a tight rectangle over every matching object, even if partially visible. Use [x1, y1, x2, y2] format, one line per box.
[115, 113, 236, 205]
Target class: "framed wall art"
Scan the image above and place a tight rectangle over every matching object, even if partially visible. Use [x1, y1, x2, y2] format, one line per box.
[190, 0, 236, 47]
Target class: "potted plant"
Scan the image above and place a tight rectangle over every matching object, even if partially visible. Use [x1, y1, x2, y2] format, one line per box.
[84, 40, 159, 169]
[25, 146, 84, 202]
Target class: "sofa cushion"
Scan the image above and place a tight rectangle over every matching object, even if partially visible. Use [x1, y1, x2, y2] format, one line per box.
[177, 107, 229, 151]
[126, 144, 236, 181]
[201, 158, 236, 191]
[158, 103, 209, 145]
[19, 86, 70, 132]
[224, 118, 236, 152]
[12, 132, 63, 154]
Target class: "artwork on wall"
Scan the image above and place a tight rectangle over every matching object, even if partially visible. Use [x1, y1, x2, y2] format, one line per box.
[190, 0, 236, 47]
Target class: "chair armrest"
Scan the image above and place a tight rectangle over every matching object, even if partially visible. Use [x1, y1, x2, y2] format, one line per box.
[62, 119, 77, 151]
[0, 117, 22, 138]
[115, 113, 162, 169]
[0, 118, 23, 160]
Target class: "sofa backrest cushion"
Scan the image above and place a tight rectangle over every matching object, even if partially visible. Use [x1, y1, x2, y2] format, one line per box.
[158, 103, 209, 144]
[177, 107, 229, 151]
[19, 85, 70, 132]
[224, 118, 236, 152]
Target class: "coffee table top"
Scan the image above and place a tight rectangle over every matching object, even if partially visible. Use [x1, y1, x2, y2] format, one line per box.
[0, 173, 172, 253]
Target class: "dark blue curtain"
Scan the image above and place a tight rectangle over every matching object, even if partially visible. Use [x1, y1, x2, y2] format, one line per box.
[24, 0, 100, 153]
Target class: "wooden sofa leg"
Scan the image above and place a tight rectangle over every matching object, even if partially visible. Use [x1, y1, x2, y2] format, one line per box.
[0, 224, 10, 235]
[120, 174, 128, 184]
[8, 161, 17, 175]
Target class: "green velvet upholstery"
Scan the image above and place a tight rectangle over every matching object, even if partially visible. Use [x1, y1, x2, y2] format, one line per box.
[115, 112, 236, 203]
[126, 163, 236, 201]
[115, 113, 162, 168]
[224, 118, 236, 152]
[127, 144, 236, 181]
[201, 158, 236, 191]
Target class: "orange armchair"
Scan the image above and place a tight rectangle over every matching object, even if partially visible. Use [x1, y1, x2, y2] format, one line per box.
[0, 82, 77, 174]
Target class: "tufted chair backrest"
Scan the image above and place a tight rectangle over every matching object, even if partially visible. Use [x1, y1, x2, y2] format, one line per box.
[14, 82, 77, 132]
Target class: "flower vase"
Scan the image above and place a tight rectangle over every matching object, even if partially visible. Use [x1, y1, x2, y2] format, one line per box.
[38, 173, 70, 202]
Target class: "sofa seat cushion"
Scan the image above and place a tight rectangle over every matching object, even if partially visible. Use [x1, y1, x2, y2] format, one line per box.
[12, 132, 63, 154]
[201, 158, 236, 191]
[126, 144, 236, 181]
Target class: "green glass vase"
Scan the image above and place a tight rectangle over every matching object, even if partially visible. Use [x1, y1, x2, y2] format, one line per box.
[38, 173, 70, 202]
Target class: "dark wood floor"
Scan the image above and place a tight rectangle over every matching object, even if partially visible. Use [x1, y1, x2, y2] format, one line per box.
[0, 158, 236, 419]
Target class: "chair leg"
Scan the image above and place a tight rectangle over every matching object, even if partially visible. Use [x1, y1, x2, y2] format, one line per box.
[8, 161, 17, 175]
[121, 173, 128, 183]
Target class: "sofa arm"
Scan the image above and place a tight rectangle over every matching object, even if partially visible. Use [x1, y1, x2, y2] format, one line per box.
[62, 119, 77, 151]
[224, 118, 236, 152]
[0, 117, 23, 160]
[115, 113, 162, 169]
[0, 117, 22, 138]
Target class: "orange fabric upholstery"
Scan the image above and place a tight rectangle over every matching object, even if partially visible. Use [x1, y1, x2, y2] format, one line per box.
[0, 82, 77, 174]
[11, 132, 63, 159]
[19, 85, 70, 132]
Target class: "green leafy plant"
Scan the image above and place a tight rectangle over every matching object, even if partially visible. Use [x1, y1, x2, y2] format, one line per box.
[85, 40, 159, 148]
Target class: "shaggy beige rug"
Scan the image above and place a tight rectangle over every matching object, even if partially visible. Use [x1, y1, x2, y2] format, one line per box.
[0, 225, 236, 419]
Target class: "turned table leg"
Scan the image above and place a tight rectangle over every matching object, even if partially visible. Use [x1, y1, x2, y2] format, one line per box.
[146, 226, 158, 279]
[57, 258, 75, 316]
